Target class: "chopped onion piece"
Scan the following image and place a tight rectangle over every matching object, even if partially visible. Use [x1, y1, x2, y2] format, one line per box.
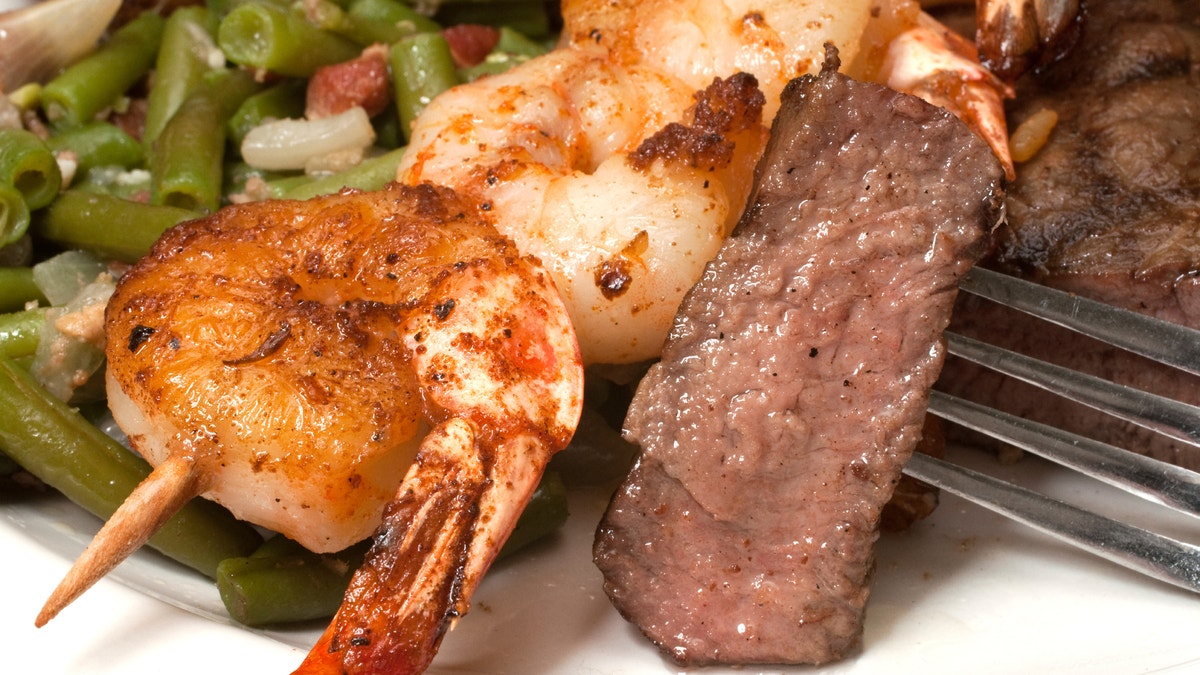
[32, 269, 116, 402]
[32, 250, 106, 306]
[241, 106, 376, 172]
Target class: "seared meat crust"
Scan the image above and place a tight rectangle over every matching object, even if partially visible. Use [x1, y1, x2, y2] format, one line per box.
[940, 0, 1200, 470]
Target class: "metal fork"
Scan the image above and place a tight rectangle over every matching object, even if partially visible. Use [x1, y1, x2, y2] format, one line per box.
[904, 267, 1200, 594]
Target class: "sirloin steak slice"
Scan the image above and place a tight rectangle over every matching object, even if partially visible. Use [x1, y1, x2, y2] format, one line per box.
[593, 55, 1005, 666]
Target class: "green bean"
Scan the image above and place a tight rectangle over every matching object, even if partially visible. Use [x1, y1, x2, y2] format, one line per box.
[217, 468, 568, 626]
[0, 128, 62, 212]
[227, 79, 307, 149]
[0, 185, 31, 248]
[151, 68, 262, 212]
[497, 470, 569, 560]
[351, 0, 441, 35]
[249, 534, 316, 559]
[217, 539, 368, 626]
[335, 0, 440, 46]
[222, 161, 301, 200]
[218, 2, 361, 78]
[244, 173, 310, 201]
[435, 1, 553, 40]
[279, 146, 407, 200]
[143, 6, 222, 145]
[491, 24, 552, 57]
[546, 407, 639, 489]
[0, 267, 47, 313]
[40, 12, 165, 129]
[205, 0, 292, 18]
[33, 190, 196, 263]
[70, 165, 153, 203]
[0, 357, 263, 577]
[8, 83, 41, 112]
[390, 33, 462, 143]
[374, 102, 404, 149]
[44, 123, 146, 178]
[0, 308, 47, 359]
[460, 26, 549, 80]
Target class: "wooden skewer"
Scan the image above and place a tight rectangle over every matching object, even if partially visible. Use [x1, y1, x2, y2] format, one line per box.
[35, 453, 202, 627]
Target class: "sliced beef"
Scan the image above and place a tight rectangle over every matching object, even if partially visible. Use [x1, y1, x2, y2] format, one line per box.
[593, 54, 1005, 667]
[938, 0, 1200, 469]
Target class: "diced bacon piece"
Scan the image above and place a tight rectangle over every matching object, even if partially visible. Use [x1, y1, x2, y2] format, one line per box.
[443, 24, 501, 68]
[306, 45, 391, 119]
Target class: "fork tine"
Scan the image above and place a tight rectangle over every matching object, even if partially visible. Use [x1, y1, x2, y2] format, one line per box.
[928, 390, 1200, 518]
[923, 268, 1200, 594]
[959, 267, 1200, 377]
[902, 452, 1200, 594]
[944, 331, 1200, 449]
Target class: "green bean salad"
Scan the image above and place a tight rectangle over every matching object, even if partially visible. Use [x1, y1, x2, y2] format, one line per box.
[0, 0, 594, 627]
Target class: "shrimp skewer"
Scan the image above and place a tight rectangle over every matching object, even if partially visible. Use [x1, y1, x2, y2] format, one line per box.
[36, 183, 584, 657]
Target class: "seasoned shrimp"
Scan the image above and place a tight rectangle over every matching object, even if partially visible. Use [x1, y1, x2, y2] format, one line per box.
[398, 48, 770, 365]
[35, 182, 585, 664]
[397, 0, 1014, 365]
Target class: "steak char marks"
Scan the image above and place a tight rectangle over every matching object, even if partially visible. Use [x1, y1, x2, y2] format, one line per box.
[939, 0, 1200, 470]
[593, 54, 1004, 666]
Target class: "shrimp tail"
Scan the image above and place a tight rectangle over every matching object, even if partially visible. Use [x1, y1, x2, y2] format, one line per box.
[976, 0, 1082, 83]
[35, 453, 201, 627]
[882, 12, 1017, 180]
[293, 418, 490, 675]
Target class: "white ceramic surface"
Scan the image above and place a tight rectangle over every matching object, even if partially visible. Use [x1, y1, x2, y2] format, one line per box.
[4, 443, 1200, 675]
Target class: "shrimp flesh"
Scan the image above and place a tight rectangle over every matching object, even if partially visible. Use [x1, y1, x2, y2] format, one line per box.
[881, 11, 1016, 179]
[35, 182, 585, 670]
[397, 0, 1017, 365]
[398, 48, 770, 365]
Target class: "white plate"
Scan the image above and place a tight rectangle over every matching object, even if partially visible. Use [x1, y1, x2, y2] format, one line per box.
[3, 443, 1200, 675]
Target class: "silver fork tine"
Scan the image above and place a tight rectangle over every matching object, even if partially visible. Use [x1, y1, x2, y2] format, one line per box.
[959, 267, 1200, 377]
[916, 268, 1200, 593]
[944, 331, 1200, 449]
[903, 452, 1200, 594]
[927, 390, 1200, 518]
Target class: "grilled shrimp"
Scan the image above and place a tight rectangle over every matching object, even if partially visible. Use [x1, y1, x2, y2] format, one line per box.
[398, 48, 769, 365]
[35, 183, 585, 669]
[398, 0, 1014, 365]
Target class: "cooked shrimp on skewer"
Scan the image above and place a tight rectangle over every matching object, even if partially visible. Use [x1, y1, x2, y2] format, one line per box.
[397, 0, 1015, 365]
[398, 49, 770, 365]
[35, 182, 585, 664]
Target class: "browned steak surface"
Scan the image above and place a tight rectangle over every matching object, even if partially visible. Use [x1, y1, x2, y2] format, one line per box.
[990, 0, 1200, 313]
[592, 58, 1004, 667]
[939, 0, 1200, 469]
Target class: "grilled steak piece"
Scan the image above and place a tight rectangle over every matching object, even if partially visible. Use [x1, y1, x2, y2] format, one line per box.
[593, 53, 1005, 666]
[938, 0, 1200, 470]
